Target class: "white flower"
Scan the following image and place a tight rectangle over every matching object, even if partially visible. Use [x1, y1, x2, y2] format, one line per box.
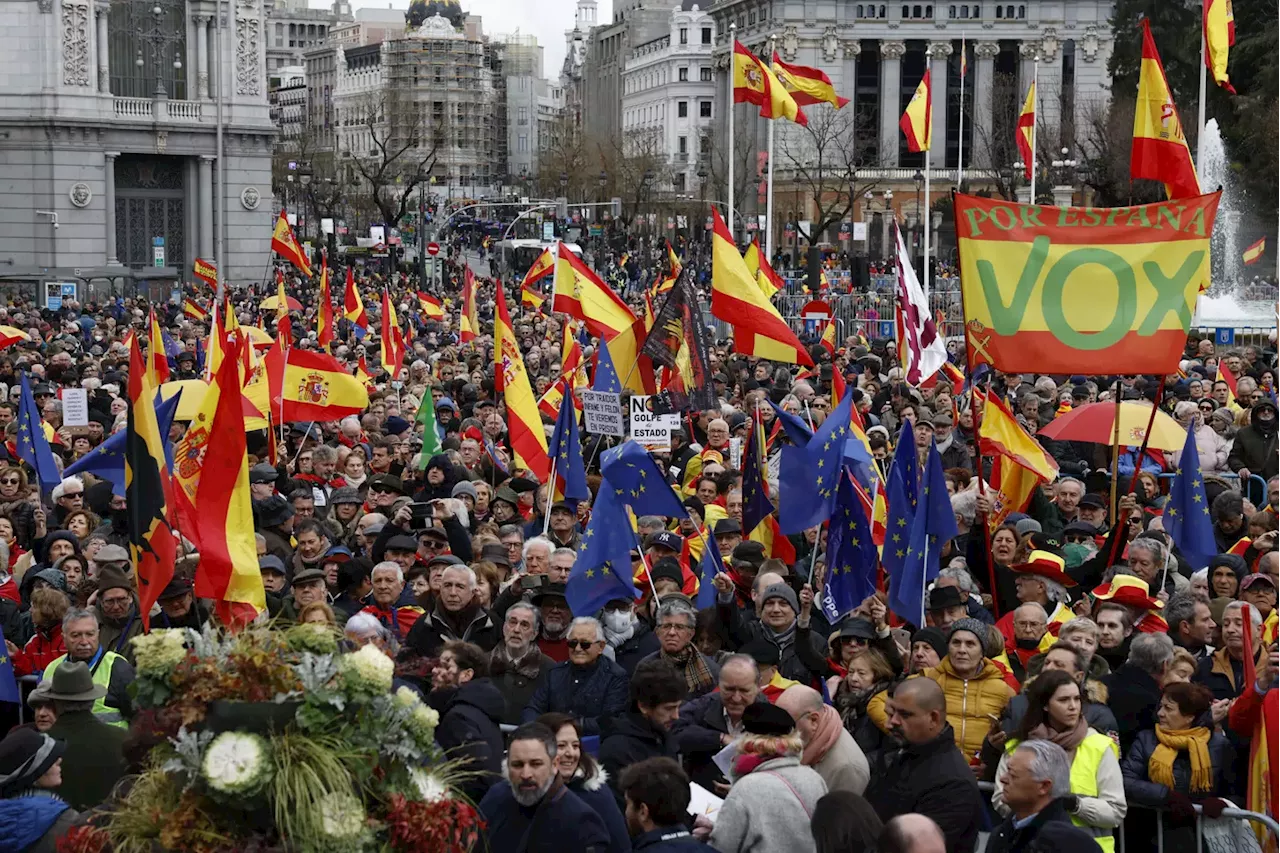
[318, 790, 366, 839]
[201, 731, 273, 797]
[406, 704, 440, 744]
[133, 629, 188, 678]
[340, 643, 395, 695]
[393, 686, 421, 709]
[410, 767, 449, 803]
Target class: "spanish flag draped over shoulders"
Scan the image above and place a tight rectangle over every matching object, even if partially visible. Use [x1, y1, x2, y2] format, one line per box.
[733, 41, 807, 125]
[899, 69, 932, 153]
[1132, 20, 1201, 200]
[494, 285, 551, 483]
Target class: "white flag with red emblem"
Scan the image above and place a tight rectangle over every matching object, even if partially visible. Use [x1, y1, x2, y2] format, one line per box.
[893, 221, 947, 385]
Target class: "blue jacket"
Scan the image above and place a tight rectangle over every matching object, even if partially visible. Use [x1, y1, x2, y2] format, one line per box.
[478, 780, 611, 853]
[632, 826, 716, 852]
[521, 657, 630, 736]
[0, 794, 74, 853]
[568, 770, 632, 853]
[1120, 727, 1233, 807]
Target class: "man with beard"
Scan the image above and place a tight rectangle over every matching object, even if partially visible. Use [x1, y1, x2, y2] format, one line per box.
[478, 722, 610, 852]
[533, 583, 574, 662]
[152, 574, 209, 631]
[489, 602, 556, 725]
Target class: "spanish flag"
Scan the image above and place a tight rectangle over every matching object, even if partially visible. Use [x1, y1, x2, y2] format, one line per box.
[192, 258, 217, 288]
[459, 267, 479, 343]
[710, 208, 813, 366]
[538, 322, 587, 419]
[653, 241, 682, 296]
[182, 297, 208, 321]
[1203, 0, 1236, 93]
[521, 247, 555, 290]
[417, 290, 445, 320]
[125, 334, 177, 629]
[772, 53, 849, 108]
[552, 243, 637, 338]
[274, 269, 292, 347]
[819, 317, 838, 358]
[1218, 362, 1240, 408]
[185, 333, 266, 626]
[1243, 236, 1266, 266]
[1016, 82, 1035, 179]
[494, 284, 550, 483]
[355, 355, 374, 389]
[343, 267, 368, 332]
[146, 308, 170, 385]
[733, 41, 807, 125]
[743, 238, 783, 300]
[380, 289, 406, 380]
[978, 390, 1060, 529]
[1132, 20, 1201, 200]
[316, 258, 334, 351]
[264, 345, 370, 423]
[899, 69, 932, 153]
[270, 209, 312, 277]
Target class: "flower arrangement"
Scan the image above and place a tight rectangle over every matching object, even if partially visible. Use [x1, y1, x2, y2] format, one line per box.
[81, 625, 483, 853]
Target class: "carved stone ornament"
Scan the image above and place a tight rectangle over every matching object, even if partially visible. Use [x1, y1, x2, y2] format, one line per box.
[1039, 27, 1059, 61]
[822, 26, 837, 62]
[1080, 26, 1100, 61]
[37, 0, 53, 13]
[974, 41, 1000, 59]
[236, 16, 262, 96]
[929, 41, 953, 58]
[61, 1, 91, 87]
[1019, 41, 1040, 59]
[68, 182, 92, 208]
[154, 130, 167, 154]
[841, 39, 862, 59]
[781, 25, 798, 61]
[241, 186, 261, 210]
[880, 41, 907, 60]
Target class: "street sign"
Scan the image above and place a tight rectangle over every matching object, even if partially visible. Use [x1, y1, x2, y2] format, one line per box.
[152, 236, 165, 268]
[426, 242, 440, 256]
[879, 320, 895, 339]
[801, 299, 833, 321]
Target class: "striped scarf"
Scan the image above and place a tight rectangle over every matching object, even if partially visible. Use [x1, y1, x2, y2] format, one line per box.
[662, 644, 715, 696]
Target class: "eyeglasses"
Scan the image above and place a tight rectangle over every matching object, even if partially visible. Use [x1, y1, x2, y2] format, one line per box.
[656, 623, 694, 633]
[566, 639, 597, 650]
[1065, 534, 1093, 543]
[0, 478, 19, 486]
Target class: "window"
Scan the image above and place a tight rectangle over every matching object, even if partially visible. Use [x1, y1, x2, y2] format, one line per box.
[679, 27, 688, 44]
[700, 67, 712, 82]
[701, 27, 712, 44]
[678, 100, 688, 117]
[674, 172, 686, 192]
[679, 66, 688, 82]
[678, 135, 687, 155]
[995, 4, 1002, 16]
[518, 135, 528, 152]
[1017, 4, 1025, 17]
[699, 100, 712, 118]
[960, 4, 968, 17]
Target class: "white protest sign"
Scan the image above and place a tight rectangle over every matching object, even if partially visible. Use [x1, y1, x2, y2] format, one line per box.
[728, 437, 743, 470]
[581, 390, 625, 437]
[629, 395, 679, 452]
[61, 388, 89, 427]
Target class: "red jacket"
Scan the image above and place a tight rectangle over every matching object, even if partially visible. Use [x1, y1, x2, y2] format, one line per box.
[12, 624, 64, 677]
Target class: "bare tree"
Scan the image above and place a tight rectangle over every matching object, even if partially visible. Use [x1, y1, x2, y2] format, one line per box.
[595, 132, 670, 225]
[699, 110, 761, 233]
[343, 90, 440, 228]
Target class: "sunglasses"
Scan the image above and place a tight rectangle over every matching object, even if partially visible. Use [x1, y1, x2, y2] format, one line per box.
[1065, 534, 1092, 543]
[566, 639, 597, 650]
[0, 478, 19, 485]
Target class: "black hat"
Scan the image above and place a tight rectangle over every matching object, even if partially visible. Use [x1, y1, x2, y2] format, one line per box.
[645, 531, 683, 553]
[0, 729, 66, 797]
[713, 518, 743, 537]
[480, 542, 510, 568]
[649, 557, 684, 587]
[837, 617, 878, 641]
[385, 534, 419, 553]
[911, 627, 948, 661]
[1062, 520, 1099, 537]
[1078, 493, 1106, 510]
[156, 573, 194, 601]
[741, 701, 796, 736]
[730, 540, 766, 569]
[530, 582, 569, 606]
[254, 495, 295, 528]
[742, 638, 781, 667]
[418, 526, 449, 542]
[330, 486, 363, 505]
[258, 555, 287, 576]
[249, 462, 278, 485]
[368, 474, 406, 495]
[926, 585, 965, 612]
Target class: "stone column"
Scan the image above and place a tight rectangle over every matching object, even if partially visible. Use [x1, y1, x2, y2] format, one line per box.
[929, 42, 952, 171]
[195, 16, 210, 100]
[198, 155, 215, 260]
[104, 152, 119, 265]
[95, 1, 109, 93]
[879, 41, 906, 168]
[972, 42, 999, 169]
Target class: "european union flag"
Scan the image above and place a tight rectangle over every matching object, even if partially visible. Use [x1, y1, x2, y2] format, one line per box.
[768, 399, 814, 446]
[600, 441, 685, 518]
[889, 440, 958, 627]
[778, 388, 853, 534]
[548, 388, 588, 508]
[881, 420, 920, 580]
[822, 473, 879, 623]
[1164, 424, 1216, 569]
[592, 339, 623, 393]
[741, 416, 773, 536]
[0, 645, 19, 704]
[697, 537, 726, 609]
[194, 338, 206, 374]
[566, 484, 641, 616]
[16, 374, 62, 493]
[484, 435, 510, 476]
[65, 392, 182, 496]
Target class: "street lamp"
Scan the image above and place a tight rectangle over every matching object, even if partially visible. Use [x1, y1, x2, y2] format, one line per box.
[298, 163, 313, 242]
[133, 0, 184, 98]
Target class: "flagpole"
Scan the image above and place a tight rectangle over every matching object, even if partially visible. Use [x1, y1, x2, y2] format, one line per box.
[765, 34, 777, 261]
[1196, 36, 1207, 170]
[1029, 52, 1039, 205]
[542, 462, 557, 536]
[957, 35, 966, 186]
[727, 24, 737, 243]
[923, 46, 932, 296]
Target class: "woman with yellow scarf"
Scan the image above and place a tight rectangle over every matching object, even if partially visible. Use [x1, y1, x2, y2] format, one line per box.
[1120, 682, 1233, 853]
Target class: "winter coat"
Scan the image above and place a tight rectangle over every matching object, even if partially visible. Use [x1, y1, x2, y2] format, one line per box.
[808, 725, 870, 796]
[405, 603, 499, 658]
[986, 798, 1104, 853]
[567, 768, 632, 853]
[918, 657, 1016, 761]
[1121, 727, 1233, 807]
[478, 779, 611, 853]
[10, 624, 64, 677]
[718, 604, 827, 685]
[671, 692, 770, 790]
[709, 755, 827, 853]
[0, 794, 77, 853]
[1195, 648, 1249, 702]
[45, 710, 128, 810]
[430, 678, 506, 804]
[521, 656, 630, 736]
[999, 678, 1119, 739]
[636, 650, 721, 699]
[1101, 663, 1164, 757]
[1170, 423, 1230, 474]
[95, 604, 145, 663]
[865, 723, 985, 853]
[489, 646, 557, 726]
[609, 623, 661, 677]
[260, 528, 293, 565]
[1227, 402, 1279, 480]
[632, 826, 716, 852]
[598, 712, 680, 809]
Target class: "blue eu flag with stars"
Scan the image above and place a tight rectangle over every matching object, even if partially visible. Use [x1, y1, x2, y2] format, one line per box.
[600, 441, 686, 518]
[881, 420, 920, 581]
[16, 374, 62, 493]
[741, 416, 773, 536]
[548, 388, 589, 508]
[778, 388, 854, 535]
[823, 473, 879, 622]
[566, 482, 641, 616]
[65, 392, 182, 497]
[889, 440, 958, 627]
[592, 339, 624, 393]
[0, 644, 19, 704]
[1164, 424, 1217, 570]
[697, 537, 726, 609]
[768, 398, 814, 446]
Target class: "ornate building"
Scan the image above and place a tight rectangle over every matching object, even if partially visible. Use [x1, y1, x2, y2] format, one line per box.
[0, 0, 276, 291]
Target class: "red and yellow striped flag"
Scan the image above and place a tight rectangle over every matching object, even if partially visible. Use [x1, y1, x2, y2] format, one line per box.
[553, 244, 637, 338]
[1016, 81, 1036, 179]
[1243, 236, 1266, 265]
[733, 41, 807, 125]
[380, 289, 406, 380]
[743, 237, 783, 300]
[772, 52, 849, 108]
[343, 266, 368, 331]
[495, 284, 550, 483]
[899, 69, 932, 153]
[270, 209, 312, 277]
[1203, 0, 1236, 93]
[416, 290, 445, 320]
[1132, 20, 1201, 200]
[538, 323, 587, 419]
[820, 317, 838, 358]
[146, 308, 170, 385]
[316, 258, 334, 351]
[182, 298, 208, 321]
[459, 267, 479, 343]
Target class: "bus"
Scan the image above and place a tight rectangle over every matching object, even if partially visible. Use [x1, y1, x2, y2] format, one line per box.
[495, 239, 582, 281]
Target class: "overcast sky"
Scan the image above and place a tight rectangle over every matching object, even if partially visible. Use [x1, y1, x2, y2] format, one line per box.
[336, 0, 614, 81]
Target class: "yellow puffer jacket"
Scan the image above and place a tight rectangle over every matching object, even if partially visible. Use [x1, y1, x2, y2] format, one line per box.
[919, 657, 1016, 762]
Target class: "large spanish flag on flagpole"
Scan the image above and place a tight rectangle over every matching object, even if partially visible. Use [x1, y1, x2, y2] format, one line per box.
[1016, 82, 1036, 179]
[264, 346, 371, 423]
[710, 207, 813, 366]
[1203, 0, 1236, 93]
[552, 244, 638, 338]
[380, 289, 406, 380]
[743, 238, 783, 300]
[733, 41, 807, 125]
[459, 267, 479, 343]
[343, 266, 368, 332]
[495, 284, 551, 483]
[416, 290, 445, 320]
[772, 53, 849, 108]
[899, 69, 932, 152]
[1132, 20, 1201, 200]
[146, 308, 170, 385]
[270, 209, 312, 277]
[316, 257, 334, 351]
[538, 322, 587, 419]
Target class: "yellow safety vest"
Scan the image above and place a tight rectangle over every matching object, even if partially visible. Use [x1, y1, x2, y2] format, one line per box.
[45, 650, 128, 728]
[1007, 732, 1119, 853]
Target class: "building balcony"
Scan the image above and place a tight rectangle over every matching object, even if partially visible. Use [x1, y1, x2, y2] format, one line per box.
[113, 95, 206, 123]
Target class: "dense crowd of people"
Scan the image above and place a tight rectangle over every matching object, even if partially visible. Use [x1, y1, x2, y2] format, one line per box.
[0, 227, 1276, 853]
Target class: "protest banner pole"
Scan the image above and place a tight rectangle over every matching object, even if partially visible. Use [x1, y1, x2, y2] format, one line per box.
[630, 524, 661, 605]
[968, 385, 1002, 619]
[542, 460, 557, 536]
